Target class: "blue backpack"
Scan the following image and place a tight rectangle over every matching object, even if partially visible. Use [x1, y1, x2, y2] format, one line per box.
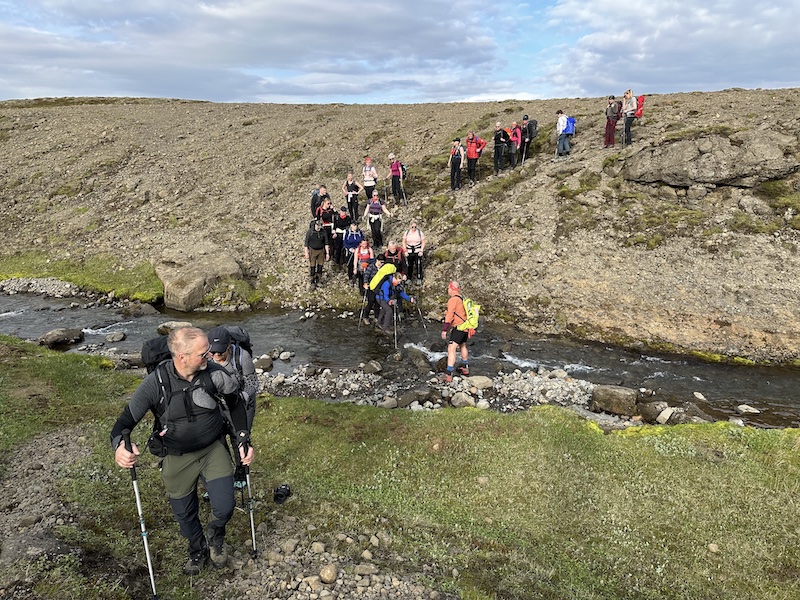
[563, 116, 576, 136]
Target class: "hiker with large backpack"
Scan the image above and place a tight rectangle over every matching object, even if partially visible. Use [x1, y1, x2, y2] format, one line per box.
[555, 110, 571, 159]
[440, 281, 479, 383]
[375, 271, 415, 337]
[520, 114, 538, 164]
[111, 326, 254, 576]
[622, 89, 637, 146]
[207, 326, 257, 430]
[604, 95, 621, 148]
[465, 131, 486, 185]
[362, 252, 389, 325]
[493, 122, 511, 175]
[310, 185, 330, 218]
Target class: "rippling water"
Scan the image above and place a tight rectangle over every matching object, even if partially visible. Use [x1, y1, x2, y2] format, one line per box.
[1, 293, 799, 428]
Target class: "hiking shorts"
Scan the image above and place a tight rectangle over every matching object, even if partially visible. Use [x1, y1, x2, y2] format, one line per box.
[161, 440, 234, 499]
[448, 329, 468, 346]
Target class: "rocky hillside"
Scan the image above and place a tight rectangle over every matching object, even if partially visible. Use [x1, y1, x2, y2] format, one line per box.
[1, 89, 800, 362]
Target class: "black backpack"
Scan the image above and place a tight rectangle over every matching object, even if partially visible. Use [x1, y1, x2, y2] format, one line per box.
[141, 335, 171, 374]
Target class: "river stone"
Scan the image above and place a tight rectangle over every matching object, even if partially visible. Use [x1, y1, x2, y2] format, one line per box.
[254, 356, 273, 370]
[363, 360, 382, 374]
[38, 328, 84, 348]
[119, 302, 160, 317]
[466, 375, 493, 390]
[450, 391, 475, 408]
[378, 398, 398, 409]
[105, 331, 126, 343]
[154, 243, 242, 312]
[397, 387, 432, 408]
[590, 384, 638, 417]
[736, 404, 761, 415]
[656, 406, 676, 424]
[638, 401, 669, 424]
[156, 320, 192, 335]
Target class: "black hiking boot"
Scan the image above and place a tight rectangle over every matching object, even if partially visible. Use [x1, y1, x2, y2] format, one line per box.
[183, 549, 208, 575]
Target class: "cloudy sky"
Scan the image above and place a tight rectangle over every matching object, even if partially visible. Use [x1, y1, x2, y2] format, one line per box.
[1, 0, 797, 104]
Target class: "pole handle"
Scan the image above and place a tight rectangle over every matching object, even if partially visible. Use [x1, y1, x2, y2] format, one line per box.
[121, 429, 137, 481]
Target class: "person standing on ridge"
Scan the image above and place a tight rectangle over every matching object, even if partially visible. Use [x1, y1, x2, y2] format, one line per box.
[520, 114, 537, 163]
[604, 95, 620, 148]
[555, 110, 570, 159]
[332, 205, 353, 269]
[465, 131, 486, 185]
[493, 122, 510, 175]
[509, 121, 522, 168]
[387, 153, 404, 202]
[622, 89, 637, 146]
[448, 138, 465, 190]
[110, 326, 254, 575]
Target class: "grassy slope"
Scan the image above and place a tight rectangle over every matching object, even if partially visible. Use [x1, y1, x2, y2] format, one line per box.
[2, 335, 800, 599]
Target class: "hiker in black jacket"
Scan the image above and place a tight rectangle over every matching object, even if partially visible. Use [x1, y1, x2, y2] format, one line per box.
[520, 115, 537, 163]
[111, 326, 254, 575]
[493, 122, 510, 175]
[304, 219, 329, 290]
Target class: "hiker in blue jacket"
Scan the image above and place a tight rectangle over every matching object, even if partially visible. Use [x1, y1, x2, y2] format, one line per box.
[342, 222, 364, 283]
[375, 274, 415, 334]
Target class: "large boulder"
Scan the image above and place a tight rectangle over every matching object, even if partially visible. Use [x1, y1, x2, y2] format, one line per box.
[154, 242, 242, 312]
[38, 328, 84, 348]
[622, 131, 799, 187]
[590, 384, 637, 417]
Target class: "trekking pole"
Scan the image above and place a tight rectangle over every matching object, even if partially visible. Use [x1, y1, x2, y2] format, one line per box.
[121, 430, 159, 600]
[231, 436, 258, 559]
[357, 290, 368, 329]
[392, 302, 398, 349]
[383, 181, 388, 205]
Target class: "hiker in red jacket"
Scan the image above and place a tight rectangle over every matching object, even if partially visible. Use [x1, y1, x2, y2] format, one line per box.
[465, 131, 486, 185]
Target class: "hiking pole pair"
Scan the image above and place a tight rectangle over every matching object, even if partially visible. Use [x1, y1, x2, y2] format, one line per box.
[121, 430, 159, 600]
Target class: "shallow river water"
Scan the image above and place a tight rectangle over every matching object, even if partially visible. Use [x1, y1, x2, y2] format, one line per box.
[1, 293, 799, 428]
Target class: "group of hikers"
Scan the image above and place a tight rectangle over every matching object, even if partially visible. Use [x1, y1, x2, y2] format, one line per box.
[111, 277, 477, 581]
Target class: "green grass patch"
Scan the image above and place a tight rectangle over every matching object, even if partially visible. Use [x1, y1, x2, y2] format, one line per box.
[0, 251, 163, 302]
[421, 193, 456, 223]
[725, 213, 782, 235]
[475, 169, 526, 212]
[0, 336, 138, 458]
[4, 346, 800, 598]
[618, 201, 709, 248]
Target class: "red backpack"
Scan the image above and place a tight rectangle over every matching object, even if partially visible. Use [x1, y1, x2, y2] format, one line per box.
[634, 95, 645, 119]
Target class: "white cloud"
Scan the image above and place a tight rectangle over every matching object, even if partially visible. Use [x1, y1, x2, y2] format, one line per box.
[0, 0, 797, 103]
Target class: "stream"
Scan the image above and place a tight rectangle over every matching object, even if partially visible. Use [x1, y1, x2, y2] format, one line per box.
[1, 293, 799, 428]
